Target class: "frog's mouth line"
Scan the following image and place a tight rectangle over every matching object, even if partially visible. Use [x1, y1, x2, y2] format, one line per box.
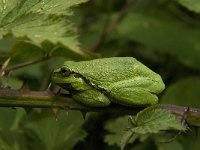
[53, 70, 108, 95]
[57, 83, 75, 91]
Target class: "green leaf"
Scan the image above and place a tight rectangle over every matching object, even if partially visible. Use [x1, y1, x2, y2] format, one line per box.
[104, 116, 130, 146]
[20, 0, 88, 16]
[178, 130, 200, 150]
[117, 3, 200, 70]
[155, 130, 200, 150]
[161, 76, 200, 108]
[0, 0, 18, 22]
[0, 108, 26, 130]
[24, 110, 87, 150]
[10, 41, 44, 62]
[0, 130, 28, 150]
[0, 76, 23, 89]
[157, 140, 183, 150]
[104, 108, 185, 149]
[120, 130, 134, 150]
[104, 116, 139, 149]
[0, 0, 88, 56]
[177, 0, 200, 13]
[0, 108, 87, 150]
[132, 107, 185, 134]
[0, 108, 28, 150]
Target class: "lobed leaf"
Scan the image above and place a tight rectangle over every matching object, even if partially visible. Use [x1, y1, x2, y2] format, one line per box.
[24, 110, 87, 150]
[177, 0, 200, 13]
[104, 116, 131, 147]
[132, 107, 186, 134]
[0, 0, 88, 56]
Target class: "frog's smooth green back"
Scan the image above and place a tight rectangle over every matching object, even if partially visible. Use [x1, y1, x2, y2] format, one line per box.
[63, 57, 162, 90]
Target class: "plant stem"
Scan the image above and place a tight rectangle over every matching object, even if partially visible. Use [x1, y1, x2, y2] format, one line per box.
[4, 56, 50, 74]
[160, 104, 200, 127]
[0, 88, 141, 114]
[0, 88, 200, 126]
[0, 88, 81, 109]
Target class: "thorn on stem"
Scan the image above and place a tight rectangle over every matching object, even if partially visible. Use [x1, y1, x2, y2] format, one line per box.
[0, 57, 11, 77]
[20, 81, 30, 91]
[46, 82, 52, 91]
[63, 105, 71, 111]
[128, 116, 136, 127]
[180, 107, 190, 129]
[52, 107, 60, 121]
[56, 87, 61, 95]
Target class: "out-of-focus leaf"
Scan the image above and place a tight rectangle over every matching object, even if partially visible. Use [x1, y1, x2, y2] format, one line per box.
[178, 130, 200, 150]
[0, 36, 15, 63]
[104, 115, 140, 149]
[0, 0, 88, 57]
[0, 108, 27, 150]
[0, 108, 87, 150]
[151, 133, 184, 150]
[129, 138, 156, 150]
[177, 0, 200, 13]
[117, 4, 200, 70]
[0, 130, 28, 150]
[0, 108, 26, 130]
[120, 131, 137, 150]
[79, 17, 106, 50]
[0, 76, 23, 89]
[132, 107, 185, 134]
[0, 36, 15, 52]
[161, 76, 200, 108]
[155, 130, 200, 150]
[104, 116, 131, 146]
[10, 41, 44, 62]
[157, 140, 183, 150]
[24, 110, 87, 150]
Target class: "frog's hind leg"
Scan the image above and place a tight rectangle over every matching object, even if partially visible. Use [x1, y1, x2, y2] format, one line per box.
[109, 77, 161, 106]
[72, 89, 110, 107]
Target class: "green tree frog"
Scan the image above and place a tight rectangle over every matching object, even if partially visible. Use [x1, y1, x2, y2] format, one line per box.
[52, 57, 165, 107]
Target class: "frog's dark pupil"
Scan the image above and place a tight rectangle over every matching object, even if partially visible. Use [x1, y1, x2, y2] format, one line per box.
[61, 68, 70, 77]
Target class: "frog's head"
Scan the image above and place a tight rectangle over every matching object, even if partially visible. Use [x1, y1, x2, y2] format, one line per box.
[52, 67, 78, 89]
[52, 67, 70, 81]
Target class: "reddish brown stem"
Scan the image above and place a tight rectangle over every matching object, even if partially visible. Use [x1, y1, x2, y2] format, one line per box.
[4, 56, 50, 74]
[0, 88, 200, 127]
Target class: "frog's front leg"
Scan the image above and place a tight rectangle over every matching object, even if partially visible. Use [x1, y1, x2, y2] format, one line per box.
[72, 89, 111, 107]
[109, 77, 162, 106]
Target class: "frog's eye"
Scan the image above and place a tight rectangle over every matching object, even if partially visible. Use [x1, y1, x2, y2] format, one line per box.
[61, 68, 70, 77]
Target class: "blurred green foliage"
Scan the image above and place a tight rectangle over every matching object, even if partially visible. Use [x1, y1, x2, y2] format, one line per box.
[1, 0, 200, 149]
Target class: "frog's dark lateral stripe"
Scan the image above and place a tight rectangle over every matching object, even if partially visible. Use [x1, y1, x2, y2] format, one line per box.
[69, 71, 108, 95]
